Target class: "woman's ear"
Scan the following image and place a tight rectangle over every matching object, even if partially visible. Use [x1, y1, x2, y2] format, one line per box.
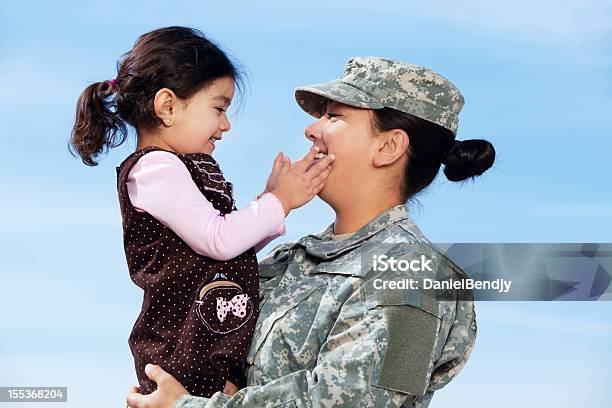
[153, 88, 177, 127]
[372, 129, 409, 167]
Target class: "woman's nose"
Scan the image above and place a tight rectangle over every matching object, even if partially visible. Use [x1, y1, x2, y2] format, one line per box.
[304, 118, 323, 142]
[305, 131, 316, 142]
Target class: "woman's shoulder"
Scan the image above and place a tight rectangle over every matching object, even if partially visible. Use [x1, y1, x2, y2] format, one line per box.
[375, 220, 469, 280]
[370, 215, 428, 252]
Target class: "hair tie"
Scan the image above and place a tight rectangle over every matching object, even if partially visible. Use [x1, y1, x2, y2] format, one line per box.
[441, 139, 461, 165]
[108, 78, 117, 90]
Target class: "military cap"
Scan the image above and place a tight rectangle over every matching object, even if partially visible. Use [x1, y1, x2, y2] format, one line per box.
[295, 56, 465, 134]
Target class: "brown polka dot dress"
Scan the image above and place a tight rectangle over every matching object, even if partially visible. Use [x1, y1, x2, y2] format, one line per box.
[116, 146, 259, 397]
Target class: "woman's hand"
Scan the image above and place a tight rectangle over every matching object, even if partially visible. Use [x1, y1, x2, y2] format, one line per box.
[126, 364, 189, 408]
[268, 147, 335, 215]
[126, 365, 240, 408]
[223, 380, 239, 395]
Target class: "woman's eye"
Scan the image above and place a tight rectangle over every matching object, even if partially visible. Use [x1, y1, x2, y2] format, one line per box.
[326, 112, 339, 119]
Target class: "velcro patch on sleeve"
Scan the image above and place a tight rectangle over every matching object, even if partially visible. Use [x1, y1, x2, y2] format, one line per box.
[372, 304, 441, 396]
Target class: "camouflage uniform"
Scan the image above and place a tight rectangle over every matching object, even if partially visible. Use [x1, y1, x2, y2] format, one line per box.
[175, 205, 477, 408]
[175, 57, 476, 407]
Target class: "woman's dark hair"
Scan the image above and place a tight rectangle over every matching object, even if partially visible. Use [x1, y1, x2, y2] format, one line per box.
[69, 26, 243, 166]
[371, 107, 495, 201]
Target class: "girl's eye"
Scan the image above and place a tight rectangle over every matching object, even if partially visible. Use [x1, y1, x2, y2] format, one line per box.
[216, 107, 227, 113]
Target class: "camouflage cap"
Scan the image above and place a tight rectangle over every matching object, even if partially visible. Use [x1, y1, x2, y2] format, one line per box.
[295, 56, 465, 135]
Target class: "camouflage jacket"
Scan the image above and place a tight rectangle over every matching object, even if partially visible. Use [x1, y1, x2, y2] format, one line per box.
[175, 204, 477, 408]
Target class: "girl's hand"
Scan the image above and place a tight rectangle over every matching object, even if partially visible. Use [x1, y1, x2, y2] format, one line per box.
[270, 146, 335, 214]
[126, 364, 189, 408]
[260, 152, 291, 198]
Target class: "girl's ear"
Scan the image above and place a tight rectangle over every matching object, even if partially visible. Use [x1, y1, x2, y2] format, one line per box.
[372, 129, 409, 167]
[153, 88, 177, 127]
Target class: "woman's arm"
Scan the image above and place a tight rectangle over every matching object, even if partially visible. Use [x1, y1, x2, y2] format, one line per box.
[126, 285, 432, 408]
[127, 151, 286, 261]
[125, 248, 476, 408]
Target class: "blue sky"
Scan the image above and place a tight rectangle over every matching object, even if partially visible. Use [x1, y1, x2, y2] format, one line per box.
[0, 0, 611, 407]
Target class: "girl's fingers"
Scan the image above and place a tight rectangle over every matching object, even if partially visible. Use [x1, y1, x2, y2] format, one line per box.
[296, 146, 320, 171]
[312, 181, 326, 195]
[270, 153, 286, 177]
[310, 166, 332, 186]
[271, 153, 283, 173]
[279, 156, 291, 173]
[306, 154, 335, 179]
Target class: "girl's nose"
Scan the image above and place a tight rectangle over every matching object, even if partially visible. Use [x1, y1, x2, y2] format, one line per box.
[221, 115, 231, 132]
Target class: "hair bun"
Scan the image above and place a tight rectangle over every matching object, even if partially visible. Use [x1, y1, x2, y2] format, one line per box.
[443, 139, 495, 182]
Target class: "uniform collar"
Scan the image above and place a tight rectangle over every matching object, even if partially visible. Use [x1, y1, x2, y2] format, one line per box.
[297, 204, 412, 260]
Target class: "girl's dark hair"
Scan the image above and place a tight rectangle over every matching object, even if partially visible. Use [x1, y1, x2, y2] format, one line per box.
[69, 26, 243, 166]
[371, 107, 495, 201]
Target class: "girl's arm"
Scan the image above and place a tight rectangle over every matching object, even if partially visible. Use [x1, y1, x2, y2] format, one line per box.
[127, 150, 286, 261]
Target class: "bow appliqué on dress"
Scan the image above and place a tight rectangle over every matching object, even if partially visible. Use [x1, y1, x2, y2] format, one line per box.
[216, 294, 250, 322]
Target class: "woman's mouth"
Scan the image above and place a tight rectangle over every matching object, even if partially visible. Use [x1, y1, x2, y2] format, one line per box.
[307, 151, 329, 171]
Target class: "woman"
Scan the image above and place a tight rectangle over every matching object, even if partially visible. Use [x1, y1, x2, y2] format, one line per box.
[126, 56, 495, 408]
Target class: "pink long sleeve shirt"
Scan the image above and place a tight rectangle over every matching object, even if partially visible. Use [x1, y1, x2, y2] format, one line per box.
[126, 150, 286, 261]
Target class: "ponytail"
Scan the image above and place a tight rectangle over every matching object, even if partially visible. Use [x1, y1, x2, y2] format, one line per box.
[69, 79, 128, 166]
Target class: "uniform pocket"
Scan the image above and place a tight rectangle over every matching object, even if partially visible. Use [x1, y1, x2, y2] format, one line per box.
[247, 278, 326, 364]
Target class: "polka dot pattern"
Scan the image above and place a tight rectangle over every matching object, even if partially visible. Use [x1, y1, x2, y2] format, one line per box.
[116, 146, 259, 397]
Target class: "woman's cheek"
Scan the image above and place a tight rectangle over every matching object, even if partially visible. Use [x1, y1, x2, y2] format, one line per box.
[321, 124, 337, 144]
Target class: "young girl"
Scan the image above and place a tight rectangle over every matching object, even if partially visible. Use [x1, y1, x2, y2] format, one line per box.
[68, 26, 335, 398]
